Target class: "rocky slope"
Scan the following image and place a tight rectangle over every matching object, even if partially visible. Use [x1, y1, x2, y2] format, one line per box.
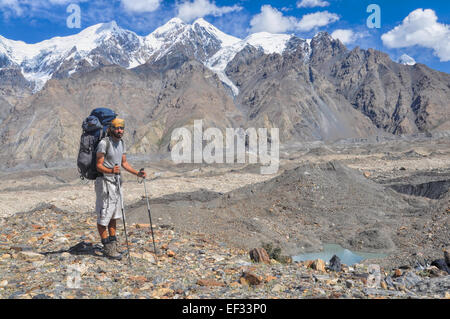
[0, 205, 448, 299]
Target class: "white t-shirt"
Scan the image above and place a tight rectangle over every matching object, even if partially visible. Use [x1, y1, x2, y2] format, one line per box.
[96, 136, 126, 181]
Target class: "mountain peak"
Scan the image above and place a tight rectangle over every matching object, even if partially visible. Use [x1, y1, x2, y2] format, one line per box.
[168, 17, 185, 25]
[151, 17, 188, 37]
[96, 20, 120, 33]
[312, 31, 332, 41]
[192, 17, 211, 27]
[191, 18, 240, 47]
[398, 54, 416, 66]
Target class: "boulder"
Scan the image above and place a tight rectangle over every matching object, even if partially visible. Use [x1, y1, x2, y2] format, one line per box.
[444, 248, 450, 266]
[17, 251, 45, 262]
[249, 248, 270, 264]
[311, 259, 326, 272]
[328, 255, 342, 272]
[241, 272, 263, 286]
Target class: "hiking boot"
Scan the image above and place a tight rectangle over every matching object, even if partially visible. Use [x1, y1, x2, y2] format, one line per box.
[109, 236, 124, 254]
[103, 240, 122, 261]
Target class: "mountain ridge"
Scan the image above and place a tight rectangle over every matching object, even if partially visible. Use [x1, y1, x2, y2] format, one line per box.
[0, 19, 449, 169]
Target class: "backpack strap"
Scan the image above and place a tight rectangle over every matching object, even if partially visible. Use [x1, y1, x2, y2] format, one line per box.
[103, 137, 124, 156]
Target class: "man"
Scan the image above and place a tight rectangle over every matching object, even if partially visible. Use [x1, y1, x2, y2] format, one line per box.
[95, 118, 146, 260]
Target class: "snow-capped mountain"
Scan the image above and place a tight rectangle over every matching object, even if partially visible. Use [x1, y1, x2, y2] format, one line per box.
[0, 21, 154, 91]
[398, 54, 416, 66]
[206, 32, 295, 95]
[145, 18, 241, 62]
[0, 18, 298, 94]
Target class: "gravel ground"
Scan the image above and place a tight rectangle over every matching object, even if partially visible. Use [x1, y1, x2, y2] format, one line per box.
[0, 136, 449, 299]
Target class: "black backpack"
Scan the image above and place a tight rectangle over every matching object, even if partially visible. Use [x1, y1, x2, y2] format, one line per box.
[77, 108, 117, 180]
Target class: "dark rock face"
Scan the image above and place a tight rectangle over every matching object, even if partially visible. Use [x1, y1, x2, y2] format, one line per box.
[328, 255, 342, 272]
[308, 38, 450, 135]
[0, 68, 34, 91]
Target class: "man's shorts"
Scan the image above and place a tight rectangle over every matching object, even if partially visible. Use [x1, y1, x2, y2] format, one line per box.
[95, 177, 123, 226]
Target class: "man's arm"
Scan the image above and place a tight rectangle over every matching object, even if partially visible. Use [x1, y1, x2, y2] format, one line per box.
[121, 154, 146, 178]
[96, 153, 119, 174]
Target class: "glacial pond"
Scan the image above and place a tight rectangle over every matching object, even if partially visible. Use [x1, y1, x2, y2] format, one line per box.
[293, 244, 388, 266]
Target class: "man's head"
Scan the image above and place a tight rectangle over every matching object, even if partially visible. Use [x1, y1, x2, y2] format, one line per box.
[109, 118, 125, 139]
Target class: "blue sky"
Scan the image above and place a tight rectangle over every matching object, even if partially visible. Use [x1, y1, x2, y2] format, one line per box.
[0, 0, 449, 73]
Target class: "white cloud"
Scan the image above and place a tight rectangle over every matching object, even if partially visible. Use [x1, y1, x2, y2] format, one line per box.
[121, 0, 161, 13]
[297, 0, 330, 8]
[176, 0, 242, 23]
[296, 11, 339, 31]
[249, 5, 297, 33]
[381, 9, 450, 62]
[249, 5, 339, 34]
[331, 29, 365, 45]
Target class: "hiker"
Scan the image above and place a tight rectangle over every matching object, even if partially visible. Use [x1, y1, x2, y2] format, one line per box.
[95, 118, 146, 259]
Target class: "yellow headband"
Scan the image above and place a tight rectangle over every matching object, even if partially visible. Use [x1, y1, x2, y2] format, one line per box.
[111, 118, 125, 128]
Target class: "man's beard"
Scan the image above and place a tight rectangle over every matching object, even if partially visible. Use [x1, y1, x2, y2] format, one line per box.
[111, 130, 122, 139]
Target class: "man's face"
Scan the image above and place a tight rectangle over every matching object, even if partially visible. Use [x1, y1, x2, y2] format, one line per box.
[111, 126, 124, 139]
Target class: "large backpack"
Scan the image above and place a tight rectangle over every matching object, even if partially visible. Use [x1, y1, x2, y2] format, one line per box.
[77, 108, 117, 180]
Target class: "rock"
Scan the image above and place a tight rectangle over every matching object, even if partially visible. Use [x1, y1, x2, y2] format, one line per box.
[431, 259, 450, 274]
[363, 171, 371, 178]
[167, 250, 176, 257]
[444, 248, 450, 266]
[249, 248, 270, 264]
[0, 280, 7, 287]
[385, 276, 395, 288]
[328, 255, 342, 272]
[135, 224, 150, 229]
[380, 281, 388, 290]
[211, 254, 225, 262]
[54, 237, 69, 244]
[10, 245, 32, 252]
[229, 282, 240, 288]
[129, 276, 148, 283]
[1, 253, 11, 260]
[196, 279, 225, 287]
[271, 284, 284, 293]
[130, 252, 143, 259]
[345, 280, 354, 288]
[32, 260, 45, 267]
[394, 269, 402, 277]
[16, 251, 45, 262]
[311, 259, 326, 272]
[428, 266, 447, 277]
[397, 271, 423, 289]
[239, 277, 249, 285]
[264, 275, 277, 283]
[142, 252, 156, 264]
[241, 272, 262, 286]
[59, 252, 71, 260]
[313, 274, 331, 282]
[151, 288, 173, 298]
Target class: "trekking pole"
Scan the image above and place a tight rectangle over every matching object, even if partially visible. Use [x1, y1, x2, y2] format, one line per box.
[115, 167, 132, 266]
[140, 168, 158, 257]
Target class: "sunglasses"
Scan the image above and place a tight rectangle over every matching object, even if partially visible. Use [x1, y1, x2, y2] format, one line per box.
[112, 126, 125, 130]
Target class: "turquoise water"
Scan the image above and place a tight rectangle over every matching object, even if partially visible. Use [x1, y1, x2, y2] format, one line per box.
[292, 244, 387, 266]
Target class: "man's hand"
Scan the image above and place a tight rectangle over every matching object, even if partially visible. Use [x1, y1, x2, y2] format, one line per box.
[112, 165, 120, 175]
[138, 168, 147, 179]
